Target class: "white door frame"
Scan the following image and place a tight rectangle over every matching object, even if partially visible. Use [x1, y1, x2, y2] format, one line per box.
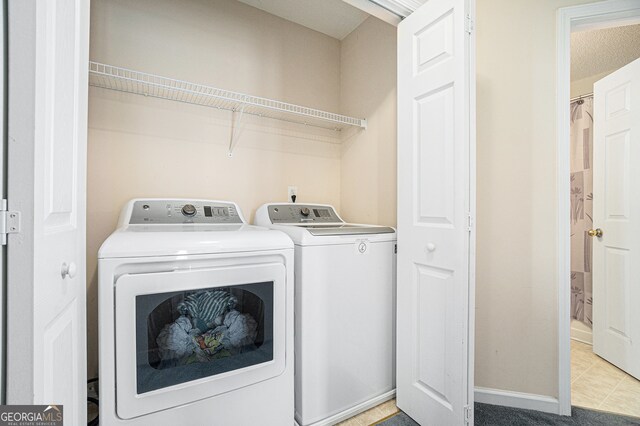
[556, 0, 640, 416]
[0, 0, 5, 405]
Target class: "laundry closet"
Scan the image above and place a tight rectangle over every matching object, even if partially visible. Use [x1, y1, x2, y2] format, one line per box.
[87, 0, 399, 419]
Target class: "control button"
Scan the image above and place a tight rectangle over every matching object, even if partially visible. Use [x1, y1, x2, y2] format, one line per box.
[300, 207, 311, 217]
[181, 204, 197, 216]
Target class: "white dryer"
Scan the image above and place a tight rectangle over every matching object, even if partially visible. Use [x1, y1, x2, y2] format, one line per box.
[254, 203, 397, 426]
[99, 199, 294, 426]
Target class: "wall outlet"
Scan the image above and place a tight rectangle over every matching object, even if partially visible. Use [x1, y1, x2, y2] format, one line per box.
[288, 186, 298, 203]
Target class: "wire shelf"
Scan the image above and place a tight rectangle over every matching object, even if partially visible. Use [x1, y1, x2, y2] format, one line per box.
[88, 62, 367, 131]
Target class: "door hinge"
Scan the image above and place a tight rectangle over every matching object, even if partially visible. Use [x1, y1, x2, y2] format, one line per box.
[394, 244, 397, 254]
[464, 405, 472, 424]
[467, 212, 474, 232]
[465, 14, 474, 34]
[0, 200, 21, 245]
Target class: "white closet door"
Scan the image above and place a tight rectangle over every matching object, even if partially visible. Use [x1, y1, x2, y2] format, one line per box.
[592, 57, 640, 380]
[396, 0, 475, 424]
[7, 0, 90, 424]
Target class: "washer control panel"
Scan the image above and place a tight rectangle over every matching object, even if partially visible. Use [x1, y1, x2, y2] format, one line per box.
[129, 200, 243, 224]
[267, 204, 342, 224]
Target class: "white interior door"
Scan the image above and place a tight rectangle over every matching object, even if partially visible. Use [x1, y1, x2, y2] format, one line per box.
[592, 57, 640, 380]
[396, 0, 475, 424]
[7, 0, 89, 423]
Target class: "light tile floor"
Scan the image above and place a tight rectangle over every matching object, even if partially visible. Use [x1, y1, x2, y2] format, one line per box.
[337, 398, 399, 426]
[571, 339, 640, 418]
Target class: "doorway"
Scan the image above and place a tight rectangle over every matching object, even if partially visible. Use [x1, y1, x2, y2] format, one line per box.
[557, 0, 640, 418]
[569, 25, 640, 414]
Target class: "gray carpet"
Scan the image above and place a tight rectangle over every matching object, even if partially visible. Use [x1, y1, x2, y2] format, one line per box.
[378, 403, 640, 425]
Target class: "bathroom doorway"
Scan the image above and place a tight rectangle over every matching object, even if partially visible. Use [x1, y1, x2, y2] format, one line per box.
[567, 20, 640, 418]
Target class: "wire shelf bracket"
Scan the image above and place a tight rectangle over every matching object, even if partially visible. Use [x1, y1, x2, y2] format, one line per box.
[88, 62, 367, 155]
[228, 103, 247, 157]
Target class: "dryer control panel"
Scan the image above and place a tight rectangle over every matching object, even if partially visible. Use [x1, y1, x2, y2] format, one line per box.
[267, 204, 342, 224]
[129, 200, 243, 224]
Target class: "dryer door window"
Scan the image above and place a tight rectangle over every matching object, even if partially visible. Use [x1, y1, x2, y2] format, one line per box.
[136, 281, 274, 394]
[114, 263, 287, 420]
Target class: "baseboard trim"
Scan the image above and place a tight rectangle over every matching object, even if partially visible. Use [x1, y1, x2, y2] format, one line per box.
[570, 333, 593, 345]
[475, 387, 560, 415]
[570, 323, 593, 345]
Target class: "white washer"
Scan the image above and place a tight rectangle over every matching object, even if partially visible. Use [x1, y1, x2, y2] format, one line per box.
[254, 203, 397, 426]
[99, 199, 294, 426]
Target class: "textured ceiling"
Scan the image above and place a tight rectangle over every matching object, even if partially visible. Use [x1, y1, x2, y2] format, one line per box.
[571, 24, 640, 81]
[235, 0, 370, 40]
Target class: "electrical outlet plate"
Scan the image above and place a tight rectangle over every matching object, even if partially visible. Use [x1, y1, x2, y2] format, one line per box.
[287, 186, 298, 202]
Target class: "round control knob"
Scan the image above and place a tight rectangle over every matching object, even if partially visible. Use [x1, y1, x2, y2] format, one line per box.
[300, 207, 311, 217]
[181, 204, 197, 217]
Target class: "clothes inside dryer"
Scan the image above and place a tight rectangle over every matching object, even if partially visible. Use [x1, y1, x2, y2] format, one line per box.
[135, 281, 274, 394]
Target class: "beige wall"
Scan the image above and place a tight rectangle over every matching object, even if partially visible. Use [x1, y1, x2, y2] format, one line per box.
[87, 0, 346, 378]
[339, 18, 397, 227]
[571, 70, 611, 98]
[476, 0, 599, 397]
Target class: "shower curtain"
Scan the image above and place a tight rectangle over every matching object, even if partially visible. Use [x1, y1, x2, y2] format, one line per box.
[570, 96, 593, 327]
